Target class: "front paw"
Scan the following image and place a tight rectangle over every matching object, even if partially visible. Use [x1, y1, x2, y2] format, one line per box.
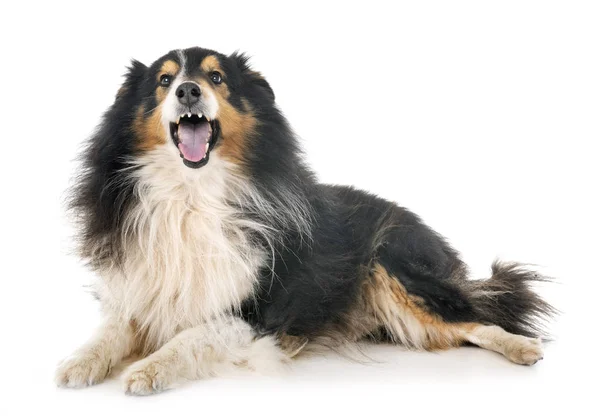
[122, 360, 172, 396]
[55, 351, 111, 388]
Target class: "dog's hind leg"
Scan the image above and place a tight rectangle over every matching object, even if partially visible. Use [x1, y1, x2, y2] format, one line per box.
[348, 206, 554, 364]
[361, 263, 546, 365]
[122, 316, 288, 395]
[460, 324, 544, 365]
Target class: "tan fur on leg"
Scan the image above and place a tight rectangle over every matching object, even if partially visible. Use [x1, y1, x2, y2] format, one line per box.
[343, 263, 544, 364]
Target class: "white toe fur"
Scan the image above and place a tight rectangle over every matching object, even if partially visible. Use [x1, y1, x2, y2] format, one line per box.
[504, 336, 544, 365]
[55, 352, 110, 388]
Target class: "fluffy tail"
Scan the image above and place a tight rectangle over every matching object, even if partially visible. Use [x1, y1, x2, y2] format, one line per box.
[464, 261, 557, 338]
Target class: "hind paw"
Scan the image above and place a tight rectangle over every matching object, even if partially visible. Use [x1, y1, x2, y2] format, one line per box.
[505, 336, 544, 365]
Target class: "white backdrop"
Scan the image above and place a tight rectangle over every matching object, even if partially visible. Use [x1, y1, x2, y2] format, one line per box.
[1, 0, 598, 414]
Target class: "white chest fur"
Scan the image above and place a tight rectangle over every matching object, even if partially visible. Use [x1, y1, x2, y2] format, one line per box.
[95, 148, 268, 350]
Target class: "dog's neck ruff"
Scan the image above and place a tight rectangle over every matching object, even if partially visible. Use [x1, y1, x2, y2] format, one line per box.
[96, 145, 270, 350]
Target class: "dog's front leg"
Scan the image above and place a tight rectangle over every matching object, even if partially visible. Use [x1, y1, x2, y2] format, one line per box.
[55, 315, 136, 388]
[122, 316, 288, 395]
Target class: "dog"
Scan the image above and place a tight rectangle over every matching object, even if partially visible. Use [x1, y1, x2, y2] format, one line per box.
[55, 47, 554, 395]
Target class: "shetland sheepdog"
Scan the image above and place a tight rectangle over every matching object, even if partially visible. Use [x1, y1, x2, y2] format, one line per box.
[55, 47, 554, 395]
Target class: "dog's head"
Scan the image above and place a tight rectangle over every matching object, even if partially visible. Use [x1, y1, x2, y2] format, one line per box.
[72, 47, 312, 265]
[118, 47, 275, 169]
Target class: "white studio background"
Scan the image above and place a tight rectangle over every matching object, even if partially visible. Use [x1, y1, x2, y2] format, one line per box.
[0, 1, 598, 414]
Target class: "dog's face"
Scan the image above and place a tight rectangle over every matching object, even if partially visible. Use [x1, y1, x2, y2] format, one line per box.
[121, 47, 275, 169]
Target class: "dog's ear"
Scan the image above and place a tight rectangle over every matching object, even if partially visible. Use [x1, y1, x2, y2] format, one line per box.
[248, 71, 275, 102]
[231, 52, 275, 102]
[115, 59, 148, 100]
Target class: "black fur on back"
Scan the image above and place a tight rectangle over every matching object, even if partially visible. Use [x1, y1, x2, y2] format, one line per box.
[245, 183, 555, 339]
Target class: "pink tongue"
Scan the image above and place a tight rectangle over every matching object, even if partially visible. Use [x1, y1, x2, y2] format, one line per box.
[177, 122, 210, 162]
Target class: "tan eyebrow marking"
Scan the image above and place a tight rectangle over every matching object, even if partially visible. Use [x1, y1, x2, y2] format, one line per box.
[157, 60, 180, 80]
[200, 55, 223, 73]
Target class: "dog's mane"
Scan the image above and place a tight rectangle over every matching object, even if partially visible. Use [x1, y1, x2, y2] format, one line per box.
[68, 58, 316, 273]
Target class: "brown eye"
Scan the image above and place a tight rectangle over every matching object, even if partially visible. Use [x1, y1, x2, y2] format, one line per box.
[160, 74, 172, 86]
[210, 71, 222, 84]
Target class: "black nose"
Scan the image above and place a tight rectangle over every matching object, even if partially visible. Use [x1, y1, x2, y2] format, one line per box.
[175, 82, 201, 106]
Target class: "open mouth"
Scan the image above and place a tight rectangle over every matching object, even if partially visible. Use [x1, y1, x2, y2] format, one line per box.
[169, 113, 218, 168]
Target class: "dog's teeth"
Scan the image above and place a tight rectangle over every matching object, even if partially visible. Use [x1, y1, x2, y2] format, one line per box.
[205, 142, 209, 153]
[188, 112, 192, 118]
